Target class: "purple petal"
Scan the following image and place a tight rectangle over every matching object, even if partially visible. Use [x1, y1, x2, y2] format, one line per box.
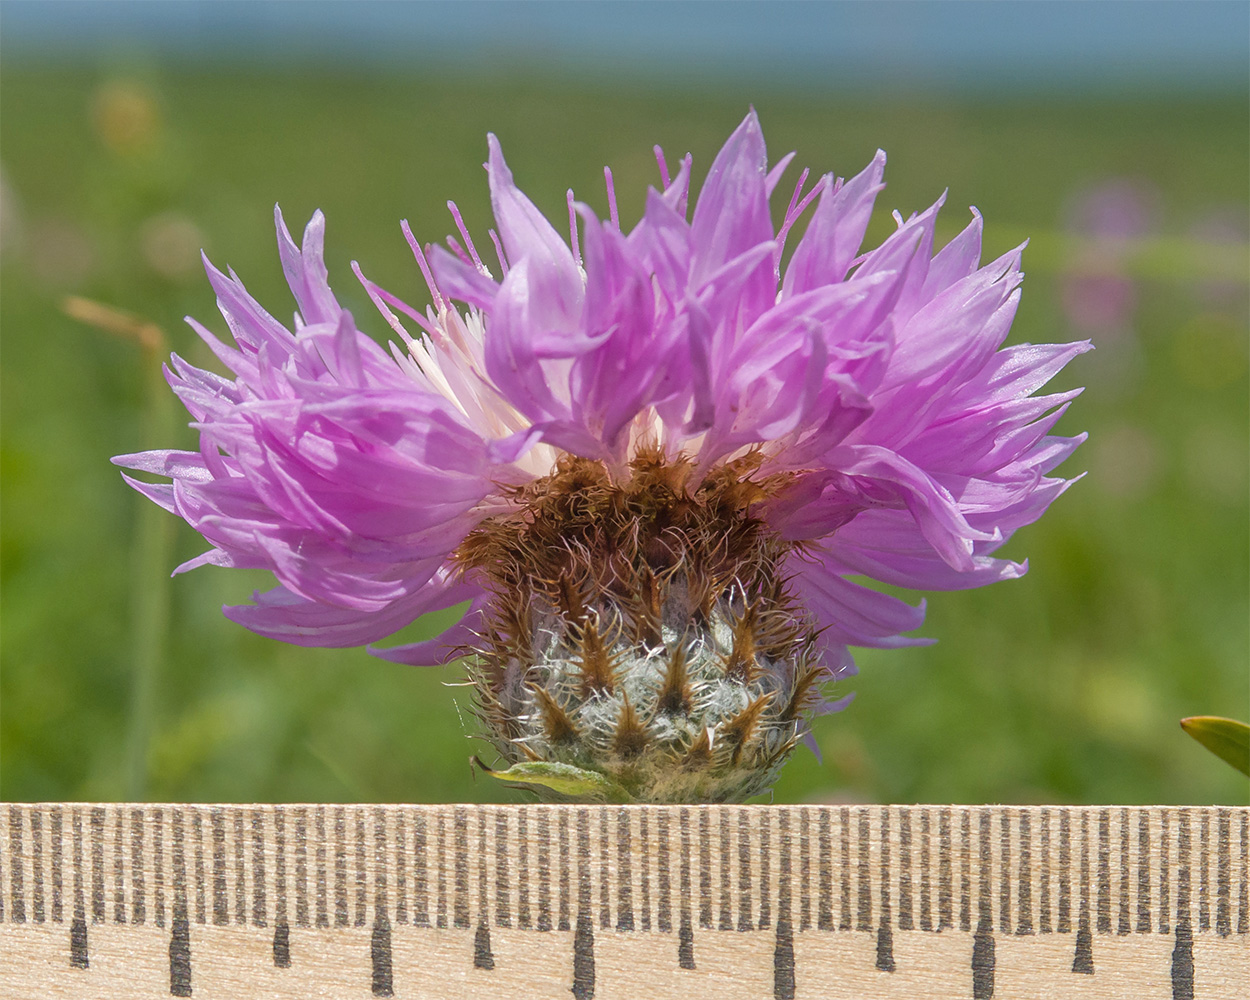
[428, 244, 500, 309]
[486, 134, 582, 321]
[370, 591, 490, 665]
[790, 548, 931, 648]
[275, 207, 341, 326]
[783, 149, 886, 297]
[690, 110, 772, 287]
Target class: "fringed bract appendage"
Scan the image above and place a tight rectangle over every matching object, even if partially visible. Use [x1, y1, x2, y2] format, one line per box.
[457, 450, 831, 803]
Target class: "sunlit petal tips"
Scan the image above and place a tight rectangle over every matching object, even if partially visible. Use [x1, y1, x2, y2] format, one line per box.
[116, 112, 1086, 801]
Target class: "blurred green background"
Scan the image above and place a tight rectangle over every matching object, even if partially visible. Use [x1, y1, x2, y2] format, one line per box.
[2, 42, 1247, 806]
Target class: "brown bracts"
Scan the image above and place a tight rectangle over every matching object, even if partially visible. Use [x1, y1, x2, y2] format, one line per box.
[457, 449, 834, 803]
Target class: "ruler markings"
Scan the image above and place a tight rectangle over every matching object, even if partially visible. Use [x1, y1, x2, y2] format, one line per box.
[130, 807, 144, 925]
[594, 807, 608, 930]
[572, 912, 594, 1000]
[918, 808, 932, 932]
[431, 809, 444, 929]
[1097, 807, 1111, 936]
[798, 808, 811, 932]
[274, 809, 290, 967]
[153, 806, 165, 929]
[1125, 810, 1135, 935]
[473, 810, 493, 969]
[233, 810, 245, 926]
[1174, 808, 1196, 1000]
[775, 807, 795, 1000]
[490, 810, 507, 928]
[855, 809, 870, 931]
[1074, 810, 1093, 973]
[1238, 810, 1248, 934]
[330, 808, 344, 927]
[0, 803, 6, 924]
[9, 805, 25, 923]
[996, 810, 1010, 934]
[776, 807, 792, 929]
[353, 811, 366, 928]
[737, 810, 751, 931]
[558, 809, 571, 931]
[373, 808, 388, 918]
[91, 805, 105, 924]
[976, 810, 991, 929]
[296, 808, 311, 928]
[309, 808, 322, 929]
[876, 807, 895, 972]
[112, 810, 124, 924]
[340, 808, 352, 927]
[514, 808, 529, 930]
[573, 806, 596, 1000]
[1200, 809, 1211, 932]
[190, 809, 203, 926]
[171, 809, 186, 928]
[51, 807, 64, 925]
[1216, 807, 1230, 935]
[475, 810, 488, 932]
[2, 806, 1247, 999]
[657, 810, 671, 932]
[408, 809, 424, 928]
[838, 806, 850, 930]
[39, 807, 50, 924]
[633, 808, 645, 932]
[1037, 809, 1052, 933]
[395, 810, 409, 926]
[1136, 809, 1151, 932]
[451, 807, 467, 930]
[352, 810, 365, 927]
[717, 808, 732, 930]
[957, 808, 970, 932]
[1016, 810, 1032, 934]
[758, 809, 772, 930]
[617, 806, 633, 930]
[1173, 920, 1195, 1000]
[576, 806, 591, 921]
[1160, 808, 1171, 933]
[698, 808, 711, 929]
[71, 808, 87, 966]
[1177, 808, 1192, 928]
[936, 807, 951, 931]
[371, 808, 393, 998]
[32, 808, 46, 924]
[817, 808, 832, 931]
[1055, 808, 1070, 933]
[971, 914, 994, 1000]
[641, 808, 653, 931]
[533, 808, 550, 931]
[774, 916, 796, 1000]
[170, 809, 190, 996]
[677, 807, 694, 968]
[210, 808, 226, 926]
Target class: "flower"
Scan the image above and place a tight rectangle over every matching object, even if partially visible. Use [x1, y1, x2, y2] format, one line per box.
[115, 111, 1087, 802]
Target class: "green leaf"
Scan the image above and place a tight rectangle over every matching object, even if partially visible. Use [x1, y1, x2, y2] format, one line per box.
[1180, 717, 1250, 777]
[472, 758, 632, 802]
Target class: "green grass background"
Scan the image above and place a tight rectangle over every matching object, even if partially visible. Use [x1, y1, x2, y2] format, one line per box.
[1, 65, 1246, 806]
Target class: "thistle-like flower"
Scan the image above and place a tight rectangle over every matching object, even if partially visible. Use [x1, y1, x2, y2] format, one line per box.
[115, 112, 1087, 803]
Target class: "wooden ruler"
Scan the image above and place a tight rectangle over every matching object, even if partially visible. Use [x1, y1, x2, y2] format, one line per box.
[0, 804, 1245, 998]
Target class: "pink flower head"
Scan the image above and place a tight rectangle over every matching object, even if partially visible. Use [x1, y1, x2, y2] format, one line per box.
[116, 111, 1087, 768]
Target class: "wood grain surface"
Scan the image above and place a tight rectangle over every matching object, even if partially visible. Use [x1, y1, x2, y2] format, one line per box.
[0, 804, 1246, 998]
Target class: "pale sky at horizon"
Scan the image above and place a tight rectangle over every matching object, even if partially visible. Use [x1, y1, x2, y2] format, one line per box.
[2, 1, 1247, 94]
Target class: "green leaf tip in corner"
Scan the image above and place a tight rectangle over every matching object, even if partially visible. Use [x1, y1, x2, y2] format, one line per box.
[471, 757, 632, 802]
[1180, 716, 1250, 777]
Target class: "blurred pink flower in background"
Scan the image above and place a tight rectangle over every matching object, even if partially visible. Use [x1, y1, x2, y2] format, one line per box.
[1060, 178, 1160, 336]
